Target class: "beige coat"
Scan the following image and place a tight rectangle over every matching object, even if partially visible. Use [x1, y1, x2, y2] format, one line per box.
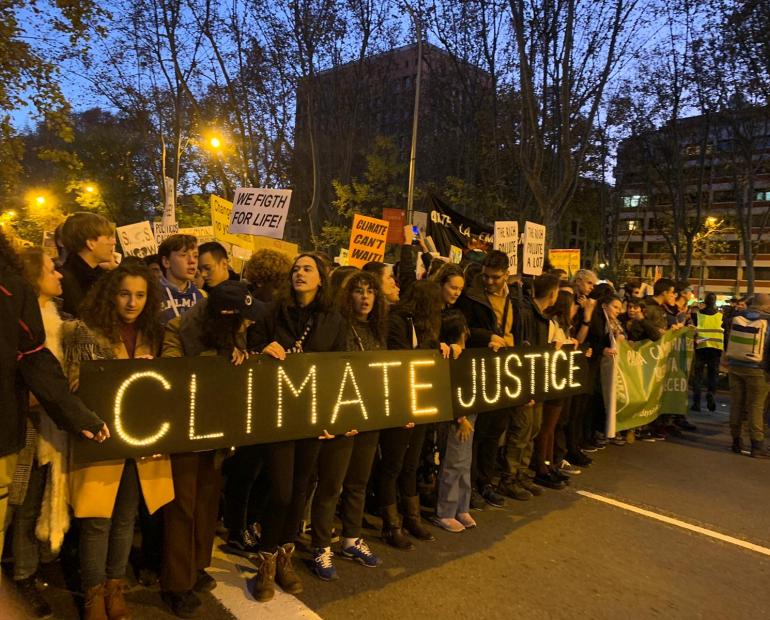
[63, 322, 174, 519]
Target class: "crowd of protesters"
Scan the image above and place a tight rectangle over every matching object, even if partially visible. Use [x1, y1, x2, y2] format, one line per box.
[1, 211, 766, 619]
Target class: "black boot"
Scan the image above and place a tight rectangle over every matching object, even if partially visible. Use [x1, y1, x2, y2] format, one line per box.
[15, 576, 52, 619]
[401, 495, 435, 541]
[381, 504, 415, 550]
[732, 437, 743, 454]
[750, 440, 770, 459]
[706, 393, 716, 412]
[690, 399, 701, 412]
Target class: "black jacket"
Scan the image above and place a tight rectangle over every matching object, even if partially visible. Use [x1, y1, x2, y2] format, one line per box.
[0, 267, 104, 458]
[454, 276, 520, 348]
[248, 300, 347, 353]
[60, 253, 104, 317]
[515, 297, 551, 347]
[386, 306, 439, 351]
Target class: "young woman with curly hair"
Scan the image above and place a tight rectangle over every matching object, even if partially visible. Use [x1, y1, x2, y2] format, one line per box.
[62, 260, 172, 620]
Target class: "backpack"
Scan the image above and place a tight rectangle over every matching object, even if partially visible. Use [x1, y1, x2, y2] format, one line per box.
[726, 315, 767, 363]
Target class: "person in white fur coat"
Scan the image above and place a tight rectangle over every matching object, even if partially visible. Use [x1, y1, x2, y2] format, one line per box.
[9, 247, 72, 618]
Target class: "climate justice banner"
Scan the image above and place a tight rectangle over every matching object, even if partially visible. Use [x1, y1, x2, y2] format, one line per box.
[73, 345, 590, 463]
[603, 328, 694, 436]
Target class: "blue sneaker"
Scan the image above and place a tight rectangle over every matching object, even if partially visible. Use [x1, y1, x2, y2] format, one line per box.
[312, 546, 338, 581]
[340, 538, 382, 567]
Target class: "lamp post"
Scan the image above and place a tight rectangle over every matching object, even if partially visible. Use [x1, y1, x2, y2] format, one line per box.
[404, 3, 423, 225]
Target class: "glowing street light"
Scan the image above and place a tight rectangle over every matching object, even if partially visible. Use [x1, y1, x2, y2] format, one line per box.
[85, 184, 96, 193]
[35, 195, 46, 206]
[705, 216, 718, 227]
[209, 136, 222, 150]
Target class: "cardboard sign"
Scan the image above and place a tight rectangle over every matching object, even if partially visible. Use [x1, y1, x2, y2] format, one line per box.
[348, 214, 389, 268]
[228, 188, 292, 239]
[153, 223, 180, 245]
[210, 195, 256, 251]
[449, 245, 463, 264]
[161, 176, 176, 225]
[178, 226, 215, 244]
[522, 221, 546, 276]
[42, 230, 58, 259]
[117, 222, 158, 258]
[73, 345, 589, 463]
[549, 249, 581, 277]
[493, 221, 519, 275]
[382, 208, 406, 244]
[336, 248, 350, 266]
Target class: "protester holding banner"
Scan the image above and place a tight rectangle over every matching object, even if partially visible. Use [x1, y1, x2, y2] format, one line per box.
[61, 261, 172, 620]
[157, 234, 205, 325]
[335, 270, 387, 568]
[247, 253, 347, 593]
[379, 280, 449, 548]
[160, 280, 261, 616]
[59, 212, 117, 317]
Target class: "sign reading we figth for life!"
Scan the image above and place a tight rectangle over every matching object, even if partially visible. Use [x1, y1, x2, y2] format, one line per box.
[228, 188, 292, 240]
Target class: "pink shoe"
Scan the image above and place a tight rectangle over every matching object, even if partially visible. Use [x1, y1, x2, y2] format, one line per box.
[456, 513, 477, 528]
[431, 516, 465, 533]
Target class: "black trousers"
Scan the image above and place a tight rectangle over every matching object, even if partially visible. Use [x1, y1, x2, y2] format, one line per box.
[340, 431, 380, 539]
[378, 424, 428, 507]
[259, 441, 296, 550]
[223, 444, 265, 536]
[553, 397, 573, 465]
[310, 437, 354, 548]
[471, 409, 510, 489]
[693, 348, 721, 400]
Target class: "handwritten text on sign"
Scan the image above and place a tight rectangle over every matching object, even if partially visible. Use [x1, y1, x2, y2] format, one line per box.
[493, 221, 519, 275]
[117, 222, 157, 258]
[228, 188, 292, 240]
[348, 214, 390, 268]
[522, 221, 546, 276]
[72, 346, 589, 463]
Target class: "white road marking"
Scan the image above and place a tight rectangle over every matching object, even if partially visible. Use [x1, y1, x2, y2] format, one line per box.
[208, 541, 323, 619]
[577, 490, 770, 557]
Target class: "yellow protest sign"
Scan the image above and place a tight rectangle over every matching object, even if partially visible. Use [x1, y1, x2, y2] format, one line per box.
[251, 235, 299, 261]
[548, 249, 581, 277]
[348, 214, 389, 268]
[210, 195, 256, 250]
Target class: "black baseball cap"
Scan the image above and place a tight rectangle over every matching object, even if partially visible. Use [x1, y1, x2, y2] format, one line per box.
[208, 281, 262, 321]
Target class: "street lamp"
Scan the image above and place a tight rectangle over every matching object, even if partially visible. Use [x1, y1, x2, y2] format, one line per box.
[85, 184, 96, 194]
[35, 195, 46, 206]
[209, 136, 222, 150]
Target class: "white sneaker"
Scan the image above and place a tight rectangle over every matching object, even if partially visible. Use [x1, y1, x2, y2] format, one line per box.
[559, 459, 582, 475]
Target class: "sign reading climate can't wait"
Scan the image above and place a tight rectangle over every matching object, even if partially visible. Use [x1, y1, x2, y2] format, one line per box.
[228, 188, 293, 239]
[348, 214, 390, 268]
[72, 345, 589, 463]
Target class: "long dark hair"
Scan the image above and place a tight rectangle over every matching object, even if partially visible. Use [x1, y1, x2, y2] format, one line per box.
[0, 229, 23, 274]
[80, 260, 163, 349]
[275, 253, 332, 312]
[546, 289, 575, 333]
[200, 310, 242, 354]
[337, 270, 387, 345]
[395, 280, 443, 346]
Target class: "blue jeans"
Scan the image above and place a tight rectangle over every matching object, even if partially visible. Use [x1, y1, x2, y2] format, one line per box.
[79, 460, 141, 590]
[12, 461, 48, 580]
[436, 415, 476, 518]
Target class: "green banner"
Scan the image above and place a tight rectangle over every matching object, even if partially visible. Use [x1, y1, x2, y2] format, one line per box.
[603, 327, 694, 434]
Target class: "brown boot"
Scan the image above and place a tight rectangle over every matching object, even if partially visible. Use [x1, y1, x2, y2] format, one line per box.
[276, 543, 303, 594]
[104, 579, 130, 620]
[251, 551, 276, 602]
[401, 495, 435, 541]
[381, 504, 415, 550]
[83, 583, 108, 620]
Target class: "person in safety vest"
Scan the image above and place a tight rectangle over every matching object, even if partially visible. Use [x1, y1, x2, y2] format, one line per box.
[692, 292, 724, 412]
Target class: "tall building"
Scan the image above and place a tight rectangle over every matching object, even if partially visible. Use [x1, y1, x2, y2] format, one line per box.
[614, 107, 770, 296]
[288, 42, 493, 246]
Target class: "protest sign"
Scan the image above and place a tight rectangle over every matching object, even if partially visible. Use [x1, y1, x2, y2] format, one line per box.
[449, 245, 463, 264]
[424, 195, 493, 256]
[348, 214, 389, 268]
[549, 249, 581, 277]
[522, 221, 546, 275]
[412, 211, 428, 235]
[336, 248, 350, 266]
[211, 195, 256, 251]
[73, 344, 589, 463]
[228, 188, 292, 240]
[178, 226, 215, 244]
[161, 176, 176, 225]
[117, 222, 158, 258]
[602, 328, 694, 436]
[382, 208, 406, 245]
[251, 236, 299, 261]
[42, 230, 58, 259]
[153, 223, 179, 244]
[493, 221, 519, 275]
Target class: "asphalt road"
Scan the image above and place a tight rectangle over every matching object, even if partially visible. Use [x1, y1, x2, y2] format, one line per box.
[6, 395, 770, 619]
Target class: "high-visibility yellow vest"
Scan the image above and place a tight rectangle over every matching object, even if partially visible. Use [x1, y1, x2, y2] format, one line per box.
[696, 311, 724, 350]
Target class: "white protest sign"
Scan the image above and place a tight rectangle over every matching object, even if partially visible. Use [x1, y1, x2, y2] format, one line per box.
[522, 221, 546, 276]
[161, 176, 176, 225]
[228, 188, 292, 239]
[117, 222, 158, 258]
[449, 245, 463, 264]
[153, 222, 180, 244]
[493, 221, 519, 275]
[178, 226, 215, 244]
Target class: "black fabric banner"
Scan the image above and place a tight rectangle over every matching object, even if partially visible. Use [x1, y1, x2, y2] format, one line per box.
[73, 345, 589, 463]
[423, 195, 493, 257]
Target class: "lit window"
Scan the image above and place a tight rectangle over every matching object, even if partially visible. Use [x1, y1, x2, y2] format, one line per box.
[622, 195, 646, 208]
[756, 191, 770, 202]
